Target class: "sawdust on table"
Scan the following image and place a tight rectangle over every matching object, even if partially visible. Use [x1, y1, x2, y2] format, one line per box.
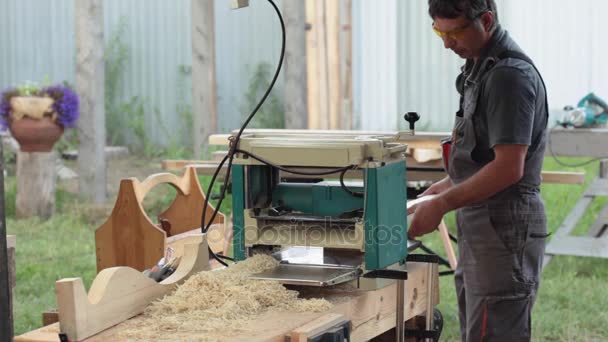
[119, 255, 333, 341]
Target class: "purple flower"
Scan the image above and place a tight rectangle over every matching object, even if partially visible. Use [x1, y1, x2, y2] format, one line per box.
[43, 85, 80, 128]
[0, 83, 80, 130]
[0, 88, 20, 130]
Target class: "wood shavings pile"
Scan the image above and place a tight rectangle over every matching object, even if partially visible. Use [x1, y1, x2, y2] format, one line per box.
[120, 255, 332, 341]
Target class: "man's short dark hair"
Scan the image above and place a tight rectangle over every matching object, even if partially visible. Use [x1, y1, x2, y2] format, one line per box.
[428, 0, 499, 30]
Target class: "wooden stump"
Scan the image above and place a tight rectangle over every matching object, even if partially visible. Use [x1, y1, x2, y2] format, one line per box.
[16, 152, 57, 219]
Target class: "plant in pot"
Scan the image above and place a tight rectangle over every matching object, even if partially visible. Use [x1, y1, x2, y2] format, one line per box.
[0, 82, 79, 152]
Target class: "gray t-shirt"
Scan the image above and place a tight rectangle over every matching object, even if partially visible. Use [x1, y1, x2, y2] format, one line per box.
[463, 28, 548, 188]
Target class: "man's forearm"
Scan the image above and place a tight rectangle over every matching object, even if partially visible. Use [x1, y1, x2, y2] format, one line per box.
[438, 160, 522, 212]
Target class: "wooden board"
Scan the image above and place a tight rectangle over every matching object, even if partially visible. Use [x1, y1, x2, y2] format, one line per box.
[16, 262, 437, 342]
[548, 127, 608, 157]
[326, 0, 341, 130]
[290, 313, 348, 342]
[207, 130, 450, 149]
[541, 171, 585, 184]
[161, 159, 585, 185]
[6, 235, 15, 249]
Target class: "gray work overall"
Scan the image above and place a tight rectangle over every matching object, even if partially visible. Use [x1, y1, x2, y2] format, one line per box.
[447, 51, 548, 341]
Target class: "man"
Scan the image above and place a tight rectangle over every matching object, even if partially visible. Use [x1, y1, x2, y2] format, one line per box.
[408, 0, 549, 341]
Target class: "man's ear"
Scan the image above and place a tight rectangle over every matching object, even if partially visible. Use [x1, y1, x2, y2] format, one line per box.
[481, 11, 494, 32]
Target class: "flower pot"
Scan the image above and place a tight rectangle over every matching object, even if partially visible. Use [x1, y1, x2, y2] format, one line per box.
[9, 116, 64, 152]
[10, 96, 55, 120]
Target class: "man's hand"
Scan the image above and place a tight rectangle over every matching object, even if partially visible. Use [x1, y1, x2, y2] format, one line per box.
[408, 196, 450, 239]
[419, 176, 453, 197]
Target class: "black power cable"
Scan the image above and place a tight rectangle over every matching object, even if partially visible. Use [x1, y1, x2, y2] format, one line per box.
[200, 0, 286, 267]
[339, 166, 364, 198]
[234, 149, 355, 176]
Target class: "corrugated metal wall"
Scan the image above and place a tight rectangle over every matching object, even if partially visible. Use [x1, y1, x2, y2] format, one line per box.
[498, 0, 608, 115]
[353, 0, 399, 131]
[0, 1, 76, 89]
[1, 0, 607, 140]
[396, 0, 462, 132]
[103, 0, 193, 144]
[0, 0, 284, 144]
[214, 0, 284, 132]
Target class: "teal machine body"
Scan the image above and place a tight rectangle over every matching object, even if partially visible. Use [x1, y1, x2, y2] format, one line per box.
[229, 132, 409, 273]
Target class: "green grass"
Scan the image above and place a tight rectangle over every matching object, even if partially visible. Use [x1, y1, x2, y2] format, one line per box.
[6, 157, 608, 340]
[8, 214, 97, 334]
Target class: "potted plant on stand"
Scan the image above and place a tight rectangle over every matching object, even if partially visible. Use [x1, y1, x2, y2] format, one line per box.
[0, 83, 79, 152]
[0, 82, 79, 219]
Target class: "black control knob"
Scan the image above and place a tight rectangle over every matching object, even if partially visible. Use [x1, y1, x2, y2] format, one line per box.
[404, 112, 420, 130]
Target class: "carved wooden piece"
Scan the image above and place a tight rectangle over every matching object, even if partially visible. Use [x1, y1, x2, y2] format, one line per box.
[95, 166, 225, 272]
[57, 236, 210, 341]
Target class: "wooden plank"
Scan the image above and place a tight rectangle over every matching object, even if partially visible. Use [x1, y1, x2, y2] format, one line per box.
[208, 130, 450, 147]
[192, 0, 218, 157]
[326, 0, 341, 129]
[42, 310, 59, 327]
[14, 324, 60, 342]
[545, 236, 608, 258]
[6, 235, 15, 249]
[165, 223, 226, 257]
[305, 0, 321, 129]
[587, 205, 608, 238]
[283, 0, 308, 129]
[438, 220, 457, 270]
[585, 178, 608, 196]
[161, 159, 583, 185]
[56, 237, 210, 341]
[551, 196, 594, 238]
[290, 313, 348, 342]
[541, 171, 585, 184]
[340, 0, 353, 130]
[315, 0, 330, 129]
[548, 128, 608, 157]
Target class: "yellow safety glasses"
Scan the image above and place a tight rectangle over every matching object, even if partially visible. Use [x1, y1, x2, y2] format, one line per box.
[432, 21, 472, 40]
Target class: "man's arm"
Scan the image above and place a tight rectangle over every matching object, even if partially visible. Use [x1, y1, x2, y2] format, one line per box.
[408, 144, 527, 238]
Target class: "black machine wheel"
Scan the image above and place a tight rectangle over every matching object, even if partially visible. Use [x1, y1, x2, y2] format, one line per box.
[432, 308, 444, 342]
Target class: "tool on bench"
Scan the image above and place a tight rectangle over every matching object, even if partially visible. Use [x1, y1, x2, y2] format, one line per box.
[560, 92, 608, 128]
[143, 247, 177, 282]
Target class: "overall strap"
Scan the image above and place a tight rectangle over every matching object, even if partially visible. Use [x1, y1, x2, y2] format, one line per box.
[497, 50, 549, 121]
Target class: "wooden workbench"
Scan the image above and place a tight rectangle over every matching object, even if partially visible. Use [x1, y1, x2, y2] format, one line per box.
[15, 262, 438, 342]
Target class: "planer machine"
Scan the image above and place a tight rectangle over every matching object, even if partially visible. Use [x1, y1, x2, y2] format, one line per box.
[230, 117, 422, 289]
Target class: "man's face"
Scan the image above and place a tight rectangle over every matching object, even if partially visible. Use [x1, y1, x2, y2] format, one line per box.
[432, 15, 490, 60]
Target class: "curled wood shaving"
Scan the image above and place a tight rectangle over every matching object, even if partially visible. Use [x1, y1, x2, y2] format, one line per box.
[120, 255, 332, 341]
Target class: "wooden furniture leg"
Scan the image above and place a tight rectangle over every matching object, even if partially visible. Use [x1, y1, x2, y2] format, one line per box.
[437, 220, 457, 270]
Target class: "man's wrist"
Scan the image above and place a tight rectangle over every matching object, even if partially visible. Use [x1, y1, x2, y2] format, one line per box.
[433, 194, 453, 214]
